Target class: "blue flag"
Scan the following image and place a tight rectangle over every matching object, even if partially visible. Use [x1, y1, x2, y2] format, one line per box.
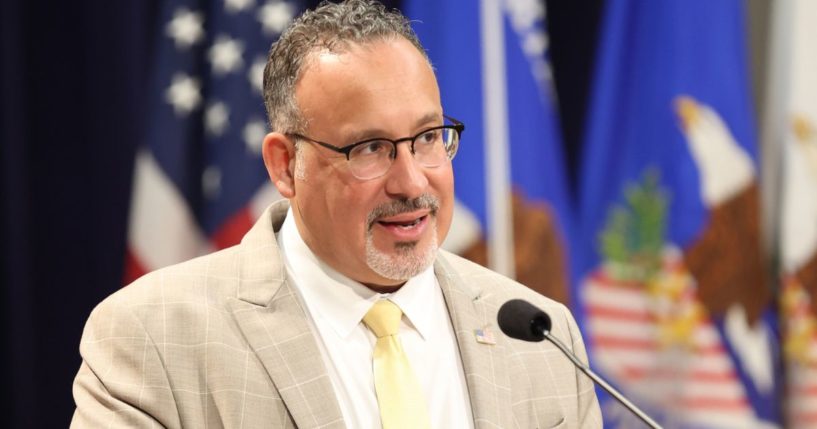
[577, 1, 781, 426]
[405, 0, 575, 302]
[126, 0, 304, 282]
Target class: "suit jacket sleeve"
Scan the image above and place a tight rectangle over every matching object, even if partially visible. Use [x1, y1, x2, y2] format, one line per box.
[71, 293, 181, 428]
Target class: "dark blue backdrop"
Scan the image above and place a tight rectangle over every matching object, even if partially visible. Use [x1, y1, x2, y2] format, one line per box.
[0, 0, 599, 426]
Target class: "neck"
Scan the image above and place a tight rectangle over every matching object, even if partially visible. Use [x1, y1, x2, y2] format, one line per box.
[364, 281, 405, 294]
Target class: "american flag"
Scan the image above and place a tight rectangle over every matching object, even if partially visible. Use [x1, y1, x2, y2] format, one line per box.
[125, 0, 304, 283]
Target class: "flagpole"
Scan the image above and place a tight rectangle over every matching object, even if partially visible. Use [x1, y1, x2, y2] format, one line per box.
[480, 0, 515, 279]
[760, 0, 792, 281]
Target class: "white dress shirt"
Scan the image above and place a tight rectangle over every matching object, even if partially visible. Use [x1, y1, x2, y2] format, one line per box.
[277, 208, 474, 429]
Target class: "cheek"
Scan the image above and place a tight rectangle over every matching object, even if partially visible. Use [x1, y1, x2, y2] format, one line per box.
[431, 167, 455, 236]
[429, 165, 455, 198]
[437, 196, 454, 239]
[330, 184, 378, 239]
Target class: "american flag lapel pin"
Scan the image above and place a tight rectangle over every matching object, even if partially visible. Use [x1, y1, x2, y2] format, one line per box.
[474, 326, 496, 345]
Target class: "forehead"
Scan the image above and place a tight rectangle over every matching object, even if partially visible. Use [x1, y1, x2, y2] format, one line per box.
[294, 38, 441, 138]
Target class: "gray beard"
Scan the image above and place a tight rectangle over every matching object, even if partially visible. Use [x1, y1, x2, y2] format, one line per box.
[365, 220, 438, 281]
[364, 194, 441, 281]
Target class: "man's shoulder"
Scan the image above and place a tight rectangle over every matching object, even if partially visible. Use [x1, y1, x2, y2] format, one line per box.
[94, 246, 246, 321]
[435, 250, 570, 317]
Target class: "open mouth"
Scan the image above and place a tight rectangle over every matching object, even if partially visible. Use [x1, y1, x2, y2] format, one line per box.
[371, 210, 432, 240]
[377, 214, 427, 228]
[366, 195, 440, 232]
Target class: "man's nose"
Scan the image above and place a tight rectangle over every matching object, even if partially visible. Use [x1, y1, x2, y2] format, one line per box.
[383, 143, 428, 198]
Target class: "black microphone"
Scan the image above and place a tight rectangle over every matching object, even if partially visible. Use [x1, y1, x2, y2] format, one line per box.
[497, 299, 662, 429]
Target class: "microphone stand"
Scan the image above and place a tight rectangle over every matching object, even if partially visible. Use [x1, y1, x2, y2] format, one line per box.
[543, 330, 663, 429]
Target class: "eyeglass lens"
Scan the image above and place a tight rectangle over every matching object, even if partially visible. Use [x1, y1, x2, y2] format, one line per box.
[347, 127, 457, 179]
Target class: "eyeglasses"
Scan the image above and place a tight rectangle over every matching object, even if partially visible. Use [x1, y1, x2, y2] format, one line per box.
[288, 115, 465, 180]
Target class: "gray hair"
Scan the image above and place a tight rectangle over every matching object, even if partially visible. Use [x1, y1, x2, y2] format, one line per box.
[262, 0, 428, 134]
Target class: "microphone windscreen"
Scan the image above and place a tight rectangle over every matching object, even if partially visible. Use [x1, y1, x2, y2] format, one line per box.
[497, 299, 552, 342]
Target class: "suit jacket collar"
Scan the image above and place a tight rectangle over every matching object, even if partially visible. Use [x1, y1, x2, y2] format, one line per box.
[229, 201, 512, 428]
[234, 199, 289, 306]
[228, 200, 345, 428]
[434, 254, 514, 429]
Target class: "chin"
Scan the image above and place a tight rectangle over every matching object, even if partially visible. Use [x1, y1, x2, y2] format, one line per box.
[365, 236, 438, 281]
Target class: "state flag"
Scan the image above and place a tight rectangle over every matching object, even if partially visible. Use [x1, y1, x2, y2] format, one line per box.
[405, 0, 575, 302]
[576, 1, 781, 426]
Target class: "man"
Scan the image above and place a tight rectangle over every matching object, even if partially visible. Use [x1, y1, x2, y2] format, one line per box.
[71, 1, 601, 427]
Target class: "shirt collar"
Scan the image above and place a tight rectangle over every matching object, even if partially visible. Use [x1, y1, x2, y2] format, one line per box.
[278, 207, 438, 340]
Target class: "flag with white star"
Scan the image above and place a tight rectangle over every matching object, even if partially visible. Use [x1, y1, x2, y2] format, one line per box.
[125, 0, 304, 283]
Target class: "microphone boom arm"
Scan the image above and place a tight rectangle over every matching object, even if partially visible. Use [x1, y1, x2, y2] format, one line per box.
[542, 330, 663, 429]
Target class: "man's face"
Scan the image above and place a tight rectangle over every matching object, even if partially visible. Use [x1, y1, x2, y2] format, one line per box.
[289, 37, 454, 289]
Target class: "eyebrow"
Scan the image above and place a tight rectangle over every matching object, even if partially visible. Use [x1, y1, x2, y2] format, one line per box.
[344, 112, 443, 144]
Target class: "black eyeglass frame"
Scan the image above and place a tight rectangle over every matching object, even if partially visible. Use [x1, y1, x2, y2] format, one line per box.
[287, 115, 465, 161]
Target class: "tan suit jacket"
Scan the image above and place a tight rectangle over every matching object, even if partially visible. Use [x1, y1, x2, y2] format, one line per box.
[72, 201, 601, 428]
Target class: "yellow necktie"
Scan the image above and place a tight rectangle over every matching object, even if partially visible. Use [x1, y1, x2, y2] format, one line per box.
[363, 300, 430, 429]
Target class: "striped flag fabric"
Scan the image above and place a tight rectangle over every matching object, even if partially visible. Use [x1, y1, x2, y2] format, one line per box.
[765, 1, 817, 426]
[125, 0, 304, 283]
[405, 0, 575, 303]
[576, 1, 781, 427]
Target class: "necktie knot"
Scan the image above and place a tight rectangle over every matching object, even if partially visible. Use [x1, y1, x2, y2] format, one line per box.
[363, 300, 402, 338]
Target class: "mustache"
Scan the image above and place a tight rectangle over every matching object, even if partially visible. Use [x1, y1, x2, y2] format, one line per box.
[367, 194, 440, 228]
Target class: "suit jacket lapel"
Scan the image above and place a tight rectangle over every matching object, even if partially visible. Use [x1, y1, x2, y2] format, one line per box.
[435, 254, 513, 429]
[227, 201, 345, 429]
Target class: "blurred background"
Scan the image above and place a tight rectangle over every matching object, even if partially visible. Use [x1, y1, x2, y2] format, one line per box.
[4, 0, 815, 427]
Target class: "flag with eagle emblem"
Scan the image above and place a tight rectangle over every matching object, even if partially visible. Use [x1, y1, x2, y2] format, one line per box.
[576, 0, 782, 427]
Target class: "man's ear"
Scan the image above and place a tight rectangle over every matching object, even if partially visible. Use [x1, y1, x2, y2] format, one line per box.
[262, 132, 297, 198]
